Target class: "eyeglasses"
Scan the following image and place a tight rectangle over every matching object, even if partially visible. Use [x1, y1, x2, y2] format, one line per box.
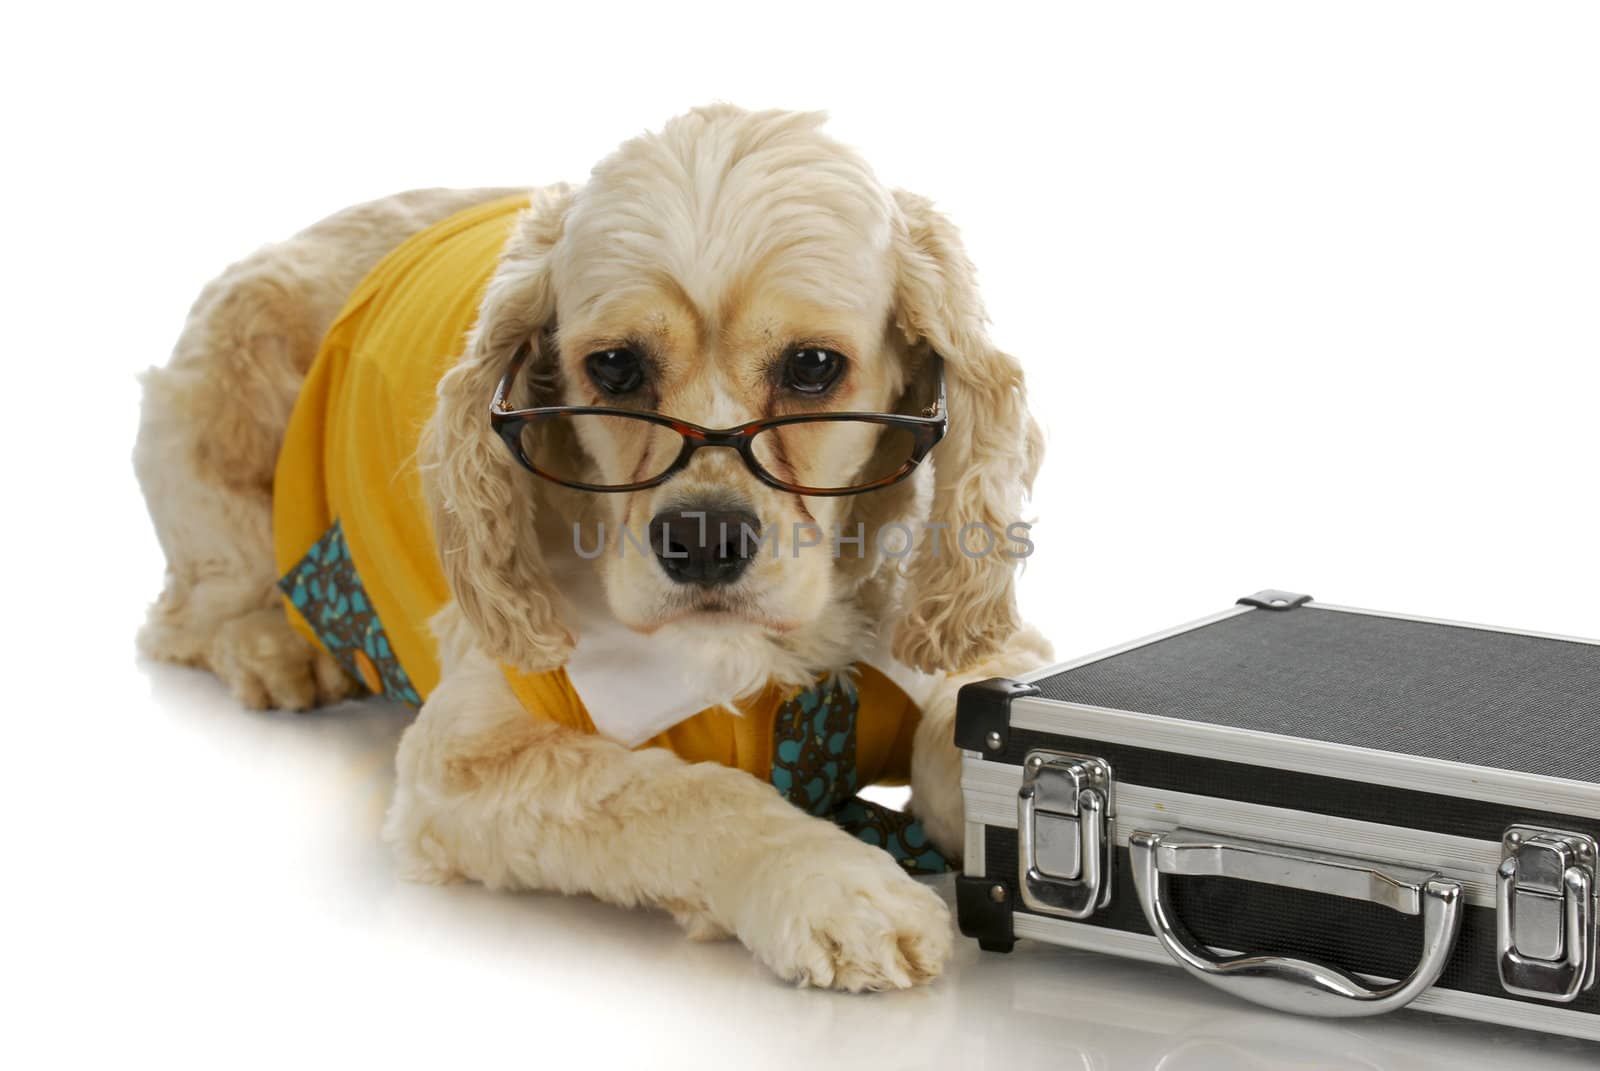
[490, 346, 946, 496]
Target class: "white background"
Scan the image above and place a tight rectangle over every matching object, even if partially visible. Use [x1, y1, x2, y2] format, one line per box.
[3, 2, 1597, 1067]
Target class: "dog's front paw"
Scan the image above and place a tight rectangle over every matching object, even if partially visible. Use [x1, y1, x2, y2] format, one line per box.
[728, 836, 952, 991]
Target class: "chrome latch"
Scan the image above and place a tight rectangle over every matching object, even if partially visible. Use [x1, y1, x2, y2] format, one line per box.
[1497, 825, 1598, 1003]
[1018, 750, 1113, 919]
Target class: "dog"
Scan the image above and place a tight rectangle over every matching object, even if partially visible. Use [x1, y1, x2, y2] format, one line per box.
[134, 105, 1050, 991]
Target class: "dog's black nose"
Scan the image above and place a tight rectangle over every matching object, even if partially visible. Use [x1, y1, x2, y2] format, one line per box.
[648, 508, 762, 587]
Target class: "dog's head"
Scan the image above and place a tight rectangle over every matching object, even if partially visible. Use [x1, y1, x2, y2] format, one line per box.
[426, 106, 1040, 692]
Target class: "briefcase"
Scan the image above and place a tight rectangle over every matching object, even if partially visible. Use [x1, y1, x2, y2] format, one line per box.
[955, 591, 1600, 1040]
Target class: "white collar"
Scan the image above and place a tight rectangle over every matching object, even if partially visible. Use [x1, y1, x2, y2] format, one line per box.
[552, 564, 932, 746]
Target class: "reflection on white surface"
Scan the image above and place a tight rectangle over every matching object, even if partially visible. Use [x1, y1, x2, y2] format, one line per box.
[955, 943, 1597, 1070]
[9, 634, 1592, 1069]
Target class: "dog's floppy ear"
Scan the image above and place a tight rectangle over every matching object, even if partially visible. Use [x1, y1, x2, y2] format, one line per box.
[423, 186, 577, 672]
[888, 190, 1043, 674]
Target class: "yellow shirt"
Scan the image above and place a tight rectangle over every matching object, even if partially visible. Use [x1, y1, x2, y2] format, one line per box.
[271, 195, 944, 870]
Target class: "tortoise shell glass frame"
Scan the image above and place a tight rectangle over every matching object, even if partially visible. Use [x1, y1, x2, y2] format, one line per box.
[489, 345, 947, 496]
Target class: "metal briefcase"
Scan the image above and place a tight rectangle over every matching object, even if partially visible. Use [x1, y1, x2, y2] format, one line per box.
[954, 591, 1600, 1040]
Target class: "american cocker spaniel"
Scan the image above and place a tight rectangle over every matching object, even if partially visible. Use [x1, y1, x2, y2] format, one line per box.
[135, 105, 1049, 990]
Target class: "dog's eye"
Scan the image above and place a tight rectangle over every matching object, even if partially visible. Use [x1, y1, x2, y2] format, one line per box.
[783, 347, 846, 394]
[585, 348, 645, 396]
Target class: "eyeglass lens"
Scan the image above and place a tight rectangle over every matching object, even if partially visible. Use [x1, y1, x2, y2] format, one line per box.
[518, 413, 918, 491]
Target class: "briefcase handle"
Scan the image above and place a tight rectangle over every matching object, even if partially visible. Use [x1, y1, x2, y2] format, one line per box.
[1129, 828, 1464, 1018]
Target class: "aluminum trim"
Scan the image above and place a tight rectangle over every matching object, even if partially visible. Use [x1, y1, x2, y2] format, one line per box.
[964, 819, 988, 876]
[1006, 697, 1600, 816]
[1015, 605, 1255, 684]
[1309, 601, 1600, 649]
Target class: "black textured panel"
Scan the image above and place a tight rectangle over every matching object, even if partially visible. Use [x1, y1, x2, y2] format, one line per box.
[984, 828, 1600, 1016]
[1034, 606, 1600, 782]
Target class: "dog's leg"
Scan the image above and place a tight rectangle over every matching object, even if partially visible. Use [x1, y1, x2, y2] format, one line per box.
[909, 626, 1054, 862]
[134, 263, 359, 710]
[134, 187, 528, 709]
[383, 640, 954, 991]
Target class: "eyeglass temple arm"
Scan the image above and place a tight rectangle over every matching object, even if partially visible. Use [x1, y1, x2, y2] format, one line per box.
[491, 344, 532, 414]
[926, 354, 947, 418]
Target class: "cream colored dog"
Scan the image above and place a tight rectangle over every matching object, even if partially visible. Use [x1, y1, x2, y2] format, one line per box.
[135, 106, 1048, 990]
